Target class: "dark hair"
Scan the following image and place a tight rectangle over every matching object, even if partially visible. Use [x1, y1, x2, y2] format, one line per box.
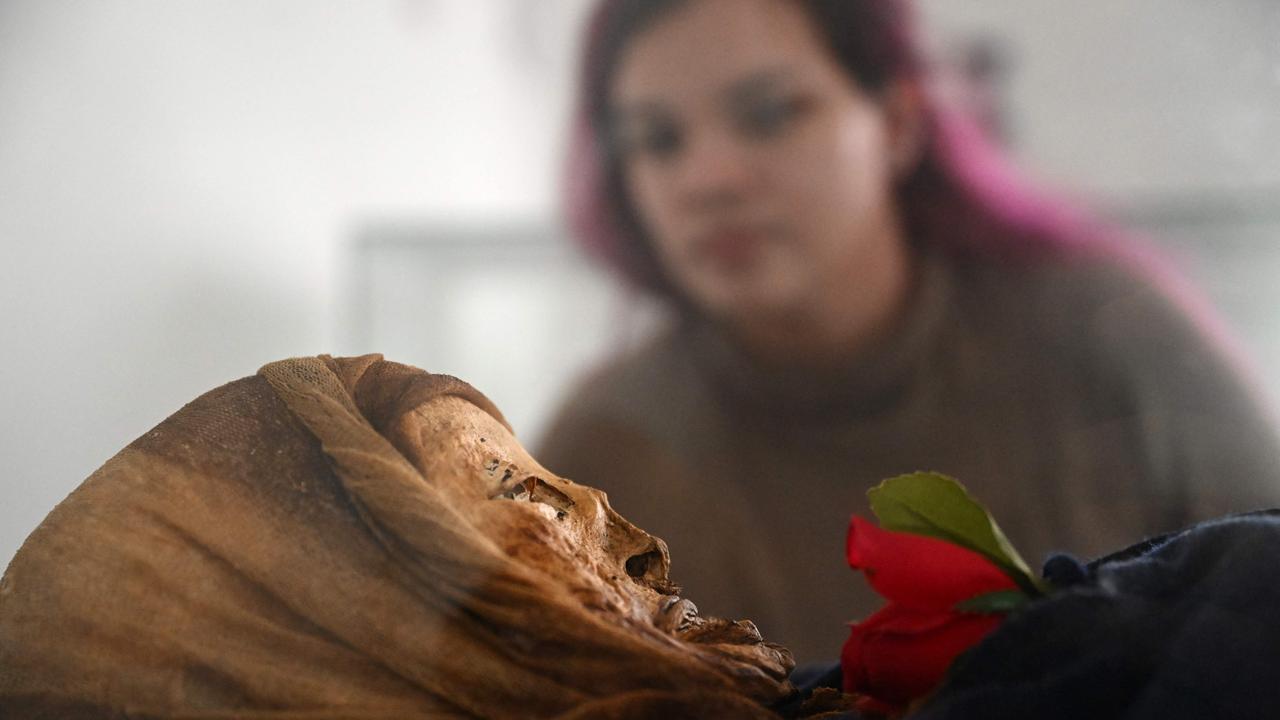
[563, 0, 1115, 296]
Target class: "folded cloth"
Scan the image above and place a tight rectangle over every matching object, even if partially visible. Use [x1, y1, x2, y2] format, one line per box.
[0, 355, 785, 719]
[914, 510, 1280, 719]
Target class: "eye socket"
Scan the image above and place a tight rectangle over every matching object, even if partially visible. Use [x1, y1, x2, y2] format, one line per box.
[494, 475, 575, 521]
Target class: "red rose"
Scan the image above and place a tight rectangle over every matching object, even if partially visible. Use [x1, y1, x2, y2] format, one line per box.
[842, 515, 1019, 714]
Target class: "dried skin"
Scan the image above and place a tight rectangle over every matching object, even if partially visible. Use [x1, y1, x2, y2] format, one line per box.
[395, 393, 797, 705]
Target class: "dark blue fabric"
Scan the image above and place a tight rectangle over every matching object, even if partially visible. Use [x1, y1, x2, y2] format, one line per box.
[774, 662, 853, 718]
[911, 510, 1280, 719]
[1041, 552, 1089, 588]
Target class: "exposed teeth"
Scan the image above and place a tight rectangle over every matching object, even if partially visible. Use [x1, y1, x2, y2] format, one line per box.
[736, 620, 763, 643]
[675, 617, 767, 646]
[654, 596, 699, 633]
[678, 599, 698, 629]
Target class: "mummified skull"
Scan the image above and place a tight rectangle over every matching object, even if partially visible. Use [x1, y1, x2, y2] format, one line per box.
[394, 394, 796, 704]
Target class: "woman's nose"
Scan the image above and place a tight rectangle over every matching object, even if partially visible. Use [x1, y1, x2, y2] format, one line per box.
[673, 130, 753, 208]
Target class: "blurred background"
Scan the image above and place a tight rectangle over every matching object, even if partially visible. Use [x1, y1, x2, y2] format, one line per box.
[2, 0, 1278, 568]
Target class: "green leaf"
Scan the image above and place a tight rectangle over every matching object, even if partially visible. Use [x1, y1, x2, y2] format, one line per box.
[868, 472, 1046, 595]
[954, 589, 1030, 615]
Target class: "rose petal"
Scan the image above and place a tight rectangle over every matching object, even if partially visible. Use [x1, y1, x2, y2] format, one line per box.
[842, 603, 1003, 706]
[847, 515, 1018, 610]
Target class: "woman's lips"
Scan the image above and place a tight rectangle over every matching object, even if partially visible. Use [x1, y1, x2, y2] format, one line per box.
[693, 227, 768, 270]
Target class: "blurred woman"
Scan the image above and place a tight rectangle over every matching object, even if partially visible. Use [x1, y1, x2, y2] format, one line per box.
[538, 0, 1280, 663]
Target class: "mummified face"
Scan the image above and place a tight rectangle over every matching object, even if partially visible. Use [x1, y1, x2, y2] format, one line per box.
[395, 395, 795, 703]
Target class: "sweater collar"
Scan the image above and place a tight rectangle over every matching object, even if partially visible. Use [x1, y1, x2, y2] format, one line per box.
[686, 251, 954, 421]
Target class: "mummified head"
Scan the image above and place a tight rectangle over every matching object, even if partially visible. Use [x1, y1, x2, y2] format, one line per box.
[388, 392, 796, 712]
[0, 356, 796, 719]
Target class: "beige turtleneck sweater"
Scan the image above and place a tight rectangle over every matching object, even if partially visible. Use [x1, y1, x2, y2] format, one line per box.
[536, 250, 1280, 664]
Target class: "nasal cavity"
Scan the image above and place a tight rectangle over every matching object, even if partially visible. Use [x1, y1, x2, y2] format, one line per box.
[626, 550, 663, 579]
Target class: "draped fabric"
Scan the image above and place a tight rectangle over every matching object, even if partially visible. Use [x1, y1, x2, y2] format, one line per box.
[916, 511, 1280, 719]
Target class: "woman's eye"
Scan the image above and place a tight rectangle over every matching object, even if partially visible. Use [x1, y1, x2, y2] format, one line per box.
[738, 96, 806, 139]
[615, 121, 683, 161]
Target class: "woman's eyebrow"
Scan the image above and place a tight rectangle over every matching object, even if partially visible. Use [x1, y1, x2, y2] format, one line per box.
[612, 67, 799, 121]
[609, 99, 670, 126]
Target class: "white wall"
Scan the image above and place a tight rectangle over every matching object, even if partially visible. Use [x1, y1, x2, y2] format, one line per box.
[0, 0, 594, 566]
[918, 0, 1280, 194]
[2, 1, 1278, 569]
[917, 0, 1280, 414]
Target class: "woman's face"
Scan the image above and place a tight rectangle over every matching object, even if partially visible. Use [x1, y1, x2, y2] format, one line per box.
[610, 0, 909, 324]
